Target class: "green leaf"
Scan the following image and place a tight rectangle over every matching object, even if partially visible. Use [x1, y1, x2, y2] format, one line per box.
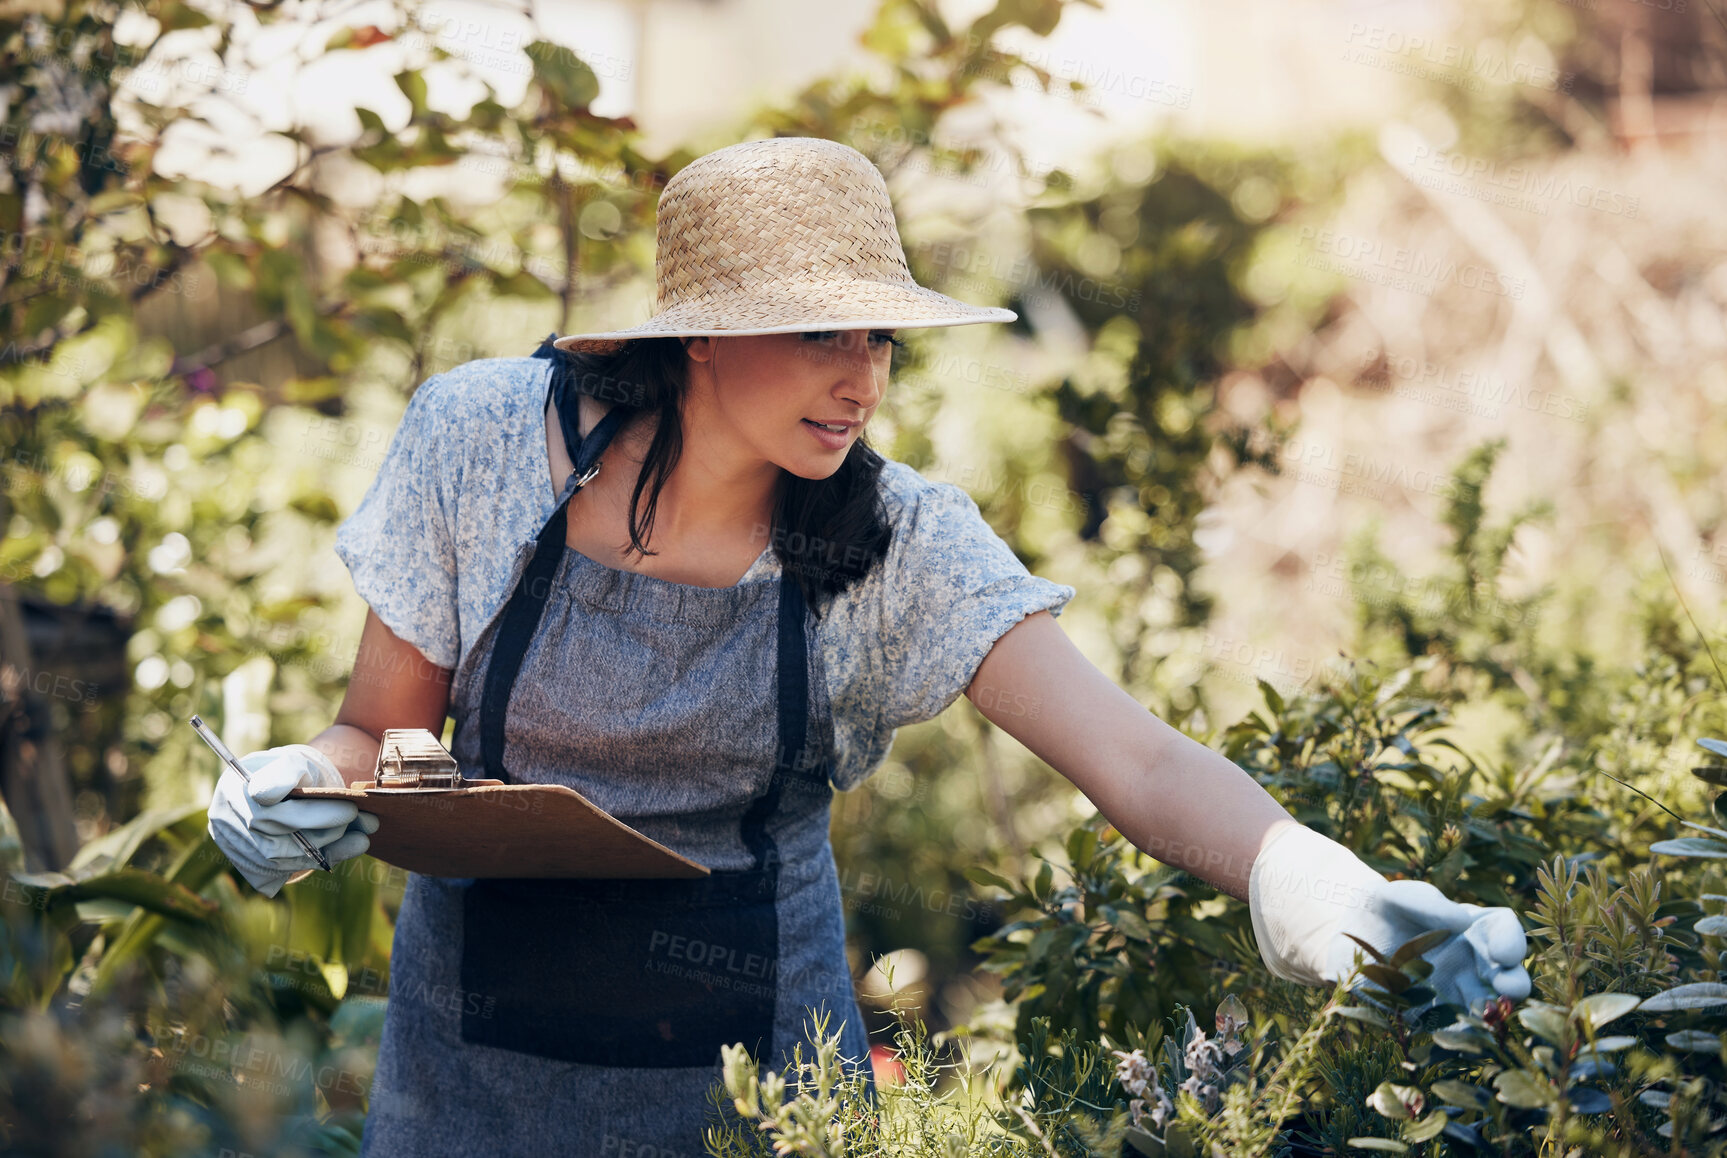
[1032, 860, 1053, 903]
[1573, 992, 1641, 1031]
[1695, 915, 1727, 936]
[1639, 982, 1727, 1012]
[1493, 1069, 1553, 1108]
[490, 270, 556, 300]
[355, 107, 389, 138]
[1100, 904, 1152, 941]
[1336, 1005, 1391, 1030]
[1340, 932, 1391, 966]
[290, 492, 341, 522]
[1359, 964, 1412, 993]
[63, 868, 219, 923]
[1664, 1030, 1720, 1052]
[1431, 1080, 1488, 1109]
[1432, 1025, 1492, 1053]
[1066, 825, 1097, 871]
[1401, 1111, 1448, 1143]
[204, 249, 254, 290]
[1518, 1003, 1569, 1044]
[528, 40, 600, 108]
[64, 803, 206, 876]
[1400, 957, 1435, 982]
[1579, 1035, 1638, 1052]
[1388, 927, 1450, 967]
[1650, 837, 1727, 859]
[91, 835, 230, 997]
[1346, 1139, 1408, 1153]
[963, 866, 1017, 893]
[158, 1, 213, 30]
[1367, 1081, 1421, 1120]
[1567, 1087, 1612, 1114]
[1256, 677, 1285, 716]
[395, 70, 428, 115]
[1124, 1125, 1163, 1158]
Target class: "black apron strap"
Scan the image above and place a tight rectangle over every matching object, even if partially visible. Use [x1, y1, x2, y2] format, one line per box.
[479, 343, 635, 785]
[739, 571, 807, 872]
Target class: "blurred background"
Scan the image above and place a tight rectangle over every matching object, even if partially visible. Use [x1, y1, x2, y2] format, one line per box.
[3, 0, 1726, 1152]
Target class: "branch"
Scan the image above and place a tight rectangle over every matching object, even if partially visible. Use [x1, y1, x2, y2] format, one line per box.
[167, 317, 290, 377]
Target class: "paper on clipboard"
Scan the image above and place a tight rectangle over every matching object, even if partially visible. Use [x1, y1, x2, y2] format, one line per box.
[286, 729, 708, 880]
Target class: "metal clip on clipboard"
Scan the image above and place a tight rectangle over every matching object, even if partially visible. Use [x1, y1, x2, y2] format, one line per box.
[371, 728, 466, 789]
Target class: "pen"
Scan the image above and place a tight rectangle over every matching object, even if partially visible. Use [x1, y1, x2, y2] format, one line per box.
[189, 714, 333, 873]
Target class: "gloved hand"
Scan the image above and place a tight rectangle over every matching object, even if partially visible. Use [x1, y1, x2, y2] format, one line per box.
[207, 743, 380, 898]
[1248, 821, 1531, 1017]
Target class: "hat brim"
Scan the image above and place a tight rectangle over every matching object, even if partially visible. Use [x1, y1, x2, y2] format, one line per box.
[550, 280, 1017, 354]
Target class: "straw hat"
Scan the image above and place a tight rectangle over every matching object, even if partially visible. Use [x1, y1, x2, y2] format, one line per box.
[551, 136, 1017, 355]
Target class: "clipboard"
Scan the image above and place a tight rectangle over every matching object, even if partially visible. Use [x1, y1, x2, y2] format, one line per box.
[287, 729, 709, 880]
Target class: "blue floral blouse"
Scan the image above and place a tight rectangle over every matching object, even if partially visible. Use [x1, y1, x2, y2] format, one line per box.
[331, 356, 1076, 792]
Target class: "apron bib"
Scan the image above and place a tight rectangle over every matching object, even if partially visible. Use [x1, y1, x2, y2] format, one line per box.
[359, 340, 873, 1155]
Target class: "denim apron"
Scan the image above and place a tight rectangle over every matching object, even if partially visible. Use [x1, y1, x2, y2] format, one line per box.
[359, 342, 876, 1156]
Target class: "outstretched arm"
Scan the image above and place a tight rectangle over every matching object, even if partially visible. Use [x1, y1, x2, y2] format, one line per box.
[964, 609, 1298, 902]
[964, 609, 1531, 1014]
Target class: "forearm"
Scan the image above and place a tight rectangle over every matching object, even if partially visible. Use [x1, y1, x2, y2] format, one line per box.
[308, 723, 382, 788]
[967, 612, 1301, 902]
[1083, 710, 1298, 902]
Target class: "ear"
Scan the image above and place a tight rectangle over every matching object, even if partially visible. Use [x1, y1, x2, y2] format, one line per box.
[682, 336, 712, 362]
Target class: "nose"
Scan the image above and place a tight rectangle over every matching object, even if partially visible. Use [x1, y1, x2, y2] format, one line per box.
[833, 331, 886, 412]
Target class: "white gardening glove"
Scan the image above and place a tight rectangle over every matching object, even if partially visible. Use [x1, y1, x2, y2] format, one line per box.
[207, 744, 380, 898]
[1248, 821, 1531, 1016]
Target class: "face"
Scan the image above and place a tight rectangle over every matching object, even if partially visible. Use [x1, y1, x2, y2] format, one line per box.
[682, 328, 903, 479]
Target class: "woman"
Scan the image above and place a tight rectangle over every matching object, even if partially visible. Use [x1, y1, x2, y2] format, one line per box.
[208, 137, 1530, 1155]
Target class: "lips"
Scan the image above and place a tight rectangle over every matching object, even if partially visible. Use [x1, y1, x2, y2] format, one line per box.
[801, 417, 856, 450]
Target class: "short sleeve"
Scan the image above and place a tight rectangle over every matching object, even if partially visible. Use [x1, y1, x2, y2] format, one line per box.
[331, 375, 461, 670]
[875, 478, 1076, 731]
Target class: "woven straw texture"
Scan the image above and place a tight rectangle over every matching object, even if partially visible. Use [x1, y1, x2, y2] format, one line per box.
[553, 136, 1016, 354]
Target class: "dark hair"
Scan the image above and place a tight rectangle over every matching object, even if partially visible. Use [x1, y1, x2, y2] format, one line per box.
[548, 336, 894, 618]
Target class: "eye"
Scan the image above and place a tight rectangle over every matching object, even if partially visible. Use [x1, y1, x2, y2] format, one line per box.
[799, 330, 905, 350]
